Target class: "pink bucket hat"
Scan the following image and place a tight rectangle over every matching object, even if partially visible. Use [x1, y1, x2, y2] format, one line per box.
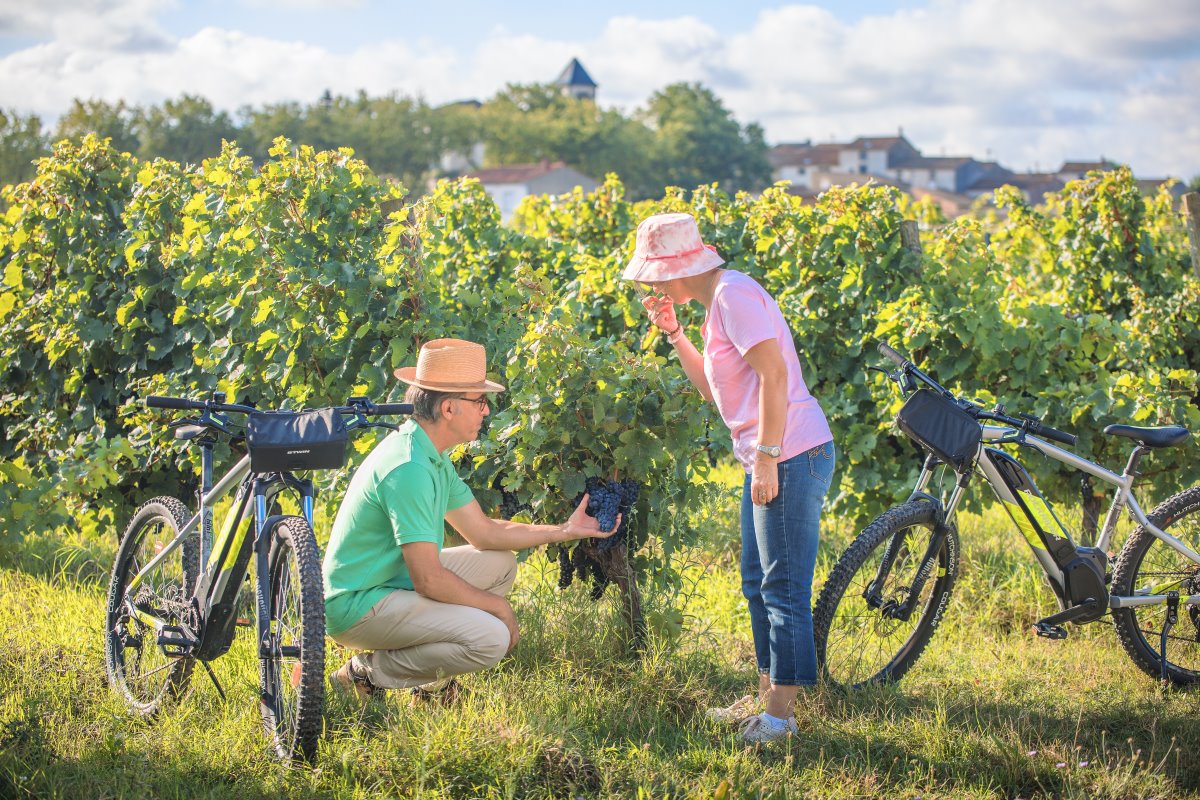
[621, 213, 725, 282]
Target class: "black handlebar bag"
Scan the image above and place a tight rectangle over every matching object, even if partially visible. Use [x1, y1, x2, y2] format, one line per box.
[245, 408, 349, 473]
[895, 389, 982, 473]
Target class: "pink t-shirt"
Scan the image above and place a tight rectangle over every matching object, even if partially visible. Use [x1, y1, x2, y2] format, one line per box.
[700, 270, 833, 472]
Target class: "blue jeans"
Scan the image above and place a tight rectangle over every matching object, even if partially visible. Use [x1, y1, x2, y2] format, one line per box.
[740, 441, 835, 686]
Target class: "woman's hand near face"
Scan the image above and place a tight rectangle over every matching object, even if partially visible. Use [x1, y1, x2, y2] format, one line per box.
[641, 294, 678, 333]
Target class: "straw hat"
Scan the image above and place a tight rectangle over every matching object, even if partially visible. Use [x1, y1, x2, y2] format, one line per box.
[394, 338, 505, 393]
[621, 212, 725, 282]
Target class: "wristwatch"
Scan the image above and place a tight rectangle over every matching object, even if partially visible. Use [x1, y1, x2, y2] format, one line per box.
[755, 444, 782, 458]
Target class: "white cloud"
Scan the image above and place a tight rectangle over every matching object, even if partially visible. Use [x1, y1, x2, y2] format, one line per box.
[0, 0, 1197, 178]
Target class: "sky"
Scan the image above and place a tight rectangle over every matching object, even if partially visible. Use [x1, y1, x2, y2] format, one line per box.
[1, 0, 1198, 180]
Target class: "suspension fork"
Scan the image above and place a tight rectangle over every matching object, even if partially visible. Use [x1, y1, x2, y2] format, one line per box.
[252, 473, 314, 661]
[866, 464, 970, 621]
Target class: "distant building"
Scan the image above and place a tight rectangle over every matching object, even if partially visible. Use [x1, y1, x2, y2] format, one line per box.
[839, 136, 922, 176]
[768, 142, 842, 188]
[1056, 160, 1119, 182]
[465, 161, 599, 220]
[556, 58, 597, 101]
[766, 136, 1167, 210]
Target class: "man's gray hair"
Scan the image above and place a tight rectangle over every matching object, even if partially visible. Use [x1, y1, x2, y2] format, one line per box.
[405, 385, 460, 422]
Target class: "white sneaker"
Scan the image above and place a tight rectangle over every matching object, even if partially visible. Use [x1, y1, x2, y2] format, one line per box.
[736, 713, 798, 744]
[705, 694, 758, 725]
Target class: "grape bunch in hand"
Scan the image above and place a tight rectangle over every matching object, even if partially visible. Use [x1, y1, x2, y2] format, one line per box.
[584, 477, 641, 552]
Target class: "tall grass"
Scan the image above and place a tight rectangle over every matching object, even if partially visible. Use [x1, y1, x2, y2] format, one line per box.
[2, 499, 1199, 799]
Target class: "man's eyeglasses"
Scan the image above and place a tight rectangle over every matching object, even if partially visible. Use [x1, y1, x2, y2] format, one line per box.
[456, 395, 490, 412]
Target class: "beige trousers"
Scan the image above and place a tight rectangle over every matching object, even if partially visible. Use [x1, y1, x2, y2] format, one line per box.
[330, 546, 518, 689]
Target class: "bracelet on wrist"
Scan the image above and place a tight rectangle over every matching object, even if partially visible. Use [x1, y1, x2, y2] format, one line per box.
[664, 324, 683, 343]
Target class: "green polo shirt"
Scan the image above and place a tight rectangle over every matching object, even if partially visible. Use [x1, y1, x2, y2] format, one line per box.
[322, 419, 475, 636]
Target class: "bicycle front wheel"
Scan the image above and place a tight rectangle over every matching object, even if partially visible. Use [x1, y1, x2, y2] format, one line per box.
[1111, 485, 1200, 686]
[104, 497, 199, 715]
[814, 500, 959, 688]
[258, 515, 326, 762]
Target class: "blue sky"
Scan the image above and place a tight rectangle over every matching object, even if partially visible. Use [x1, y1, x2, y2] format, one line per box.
[2, 0, 1198, 179]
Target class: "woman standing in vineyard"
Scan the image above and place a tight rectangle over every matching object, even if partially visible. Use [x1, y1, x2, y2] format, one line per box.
[623, 213, 835, 743]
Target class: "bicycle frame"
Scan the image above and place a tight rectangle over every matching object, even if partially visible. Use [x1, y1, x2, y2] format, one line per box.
[124, 443, 315, 662]
[908, 425, 1200, 614]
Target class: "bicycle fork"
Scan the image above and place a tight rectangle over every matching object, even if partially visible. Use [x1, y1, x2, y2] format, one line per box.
[252, 475, 315, 697]
[865, 460, 968, 621]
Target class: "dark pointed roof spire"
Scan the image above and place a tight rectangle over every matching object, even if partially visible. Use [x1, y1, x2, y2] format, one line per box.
[556, 58, 597, 89]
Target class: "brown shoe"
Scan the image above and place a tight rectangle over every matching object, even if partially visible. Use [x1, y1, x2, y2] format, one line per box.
[411, 677, 461, 707]
[329, 659, 379, 702]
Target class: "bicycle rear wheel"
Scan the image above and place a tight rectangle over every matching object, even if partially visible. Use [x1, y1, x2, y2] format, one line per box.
[814, 500, 959, 688]
[104, 497, 199, 715]
[258, 515, 325, 761]
[1111, 485, 1200, 686]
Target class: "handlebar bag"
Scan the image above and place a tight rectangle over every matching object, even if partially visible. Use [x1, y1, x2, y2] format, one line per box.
[895, 389, 982, 473]
[246, 408, 349, 473]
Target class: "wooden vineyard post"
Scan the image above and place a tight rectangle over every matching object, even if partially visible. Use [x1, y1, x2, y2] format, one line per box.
[900, 219, 923, 277]
[1184, 192, 1200, 281]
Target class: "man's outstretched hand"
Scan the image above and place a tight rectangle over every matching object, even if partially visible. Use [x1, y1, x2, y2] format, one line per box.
[562, 493, 620, 540]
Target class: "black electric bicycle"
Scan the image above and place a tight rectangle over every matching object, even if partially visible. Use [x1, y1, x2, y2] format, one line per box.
[814, 343, 1198, 689]
[104, 392, 410, 761]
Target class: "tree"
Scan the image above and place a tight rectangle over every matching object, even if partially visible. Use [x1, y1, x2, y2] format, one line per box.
[477, 84, 660, 199]
[54, 99, 140, 154]
[133, 95, 241, 165]
[0, 110, 48, 187]
[243, 92, 436, 192]
[239, 100, 308, 163]
[639, 83, 771, 193]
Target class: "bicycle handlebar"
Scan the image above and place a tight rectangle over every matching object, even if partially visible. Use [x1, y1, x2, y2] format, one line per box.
[143, 395, 412, 417]
[877, 341, 907, 369]
[367, 403, 414, 416]
[1032, 423, 1077, 447]
[146, 395, 208, 411]
[876, 340, 1077, 447]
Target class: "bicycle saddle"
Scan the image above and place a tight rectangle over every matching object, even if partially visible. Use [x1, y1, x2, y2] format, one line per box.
[1102, 424, 1190, 448]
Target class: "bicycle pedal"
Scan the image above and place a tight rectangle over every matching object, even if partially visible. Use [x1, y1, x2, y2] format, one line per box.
[157, 625, 197, 656]
[235, 618, 252, 627]
[1032, 622, 1068, 640]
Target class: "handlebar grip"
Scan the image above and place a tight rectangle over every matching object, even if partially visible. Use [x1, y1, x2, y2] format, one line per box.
[367, 403, 413, 416]
[145, 395, 206, 411]
[1037, 424, 1077, 447]
[877, 341, 908, 368]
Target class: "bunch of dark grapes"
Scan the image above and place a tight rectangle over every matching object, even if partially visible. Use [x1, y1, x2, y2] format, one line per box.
[556, 545, 574, 589]
[588, 559, 610, 600]
[499, 490, 528, 521]
[553, 476, 644, 600]
[583, 477, 642, 553]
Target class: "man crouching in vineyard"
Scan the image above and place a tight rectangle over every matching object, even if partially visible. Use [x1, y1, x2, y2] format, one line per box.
[625, 214, 835, 744]
[322, 338, 617, 702]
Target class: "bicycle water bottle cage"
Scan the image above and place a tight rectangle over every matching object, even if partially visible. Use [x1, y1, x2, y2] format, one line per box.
[895, 389, 982, 473]
[245, 408, 349, 473]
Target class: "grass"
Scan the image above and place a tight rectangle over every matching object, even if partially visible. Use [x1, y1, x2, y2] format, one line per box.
[3, 489, 1200, 799]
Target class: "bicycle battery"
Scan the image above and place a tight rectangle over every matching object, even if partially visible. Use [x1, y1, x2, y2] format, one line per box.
[246, 408, 349, 472]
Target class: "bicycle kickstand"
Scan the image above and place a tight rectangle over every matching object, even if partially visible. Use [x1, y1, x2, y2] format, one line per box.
[1159, 591, 1179, 692]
